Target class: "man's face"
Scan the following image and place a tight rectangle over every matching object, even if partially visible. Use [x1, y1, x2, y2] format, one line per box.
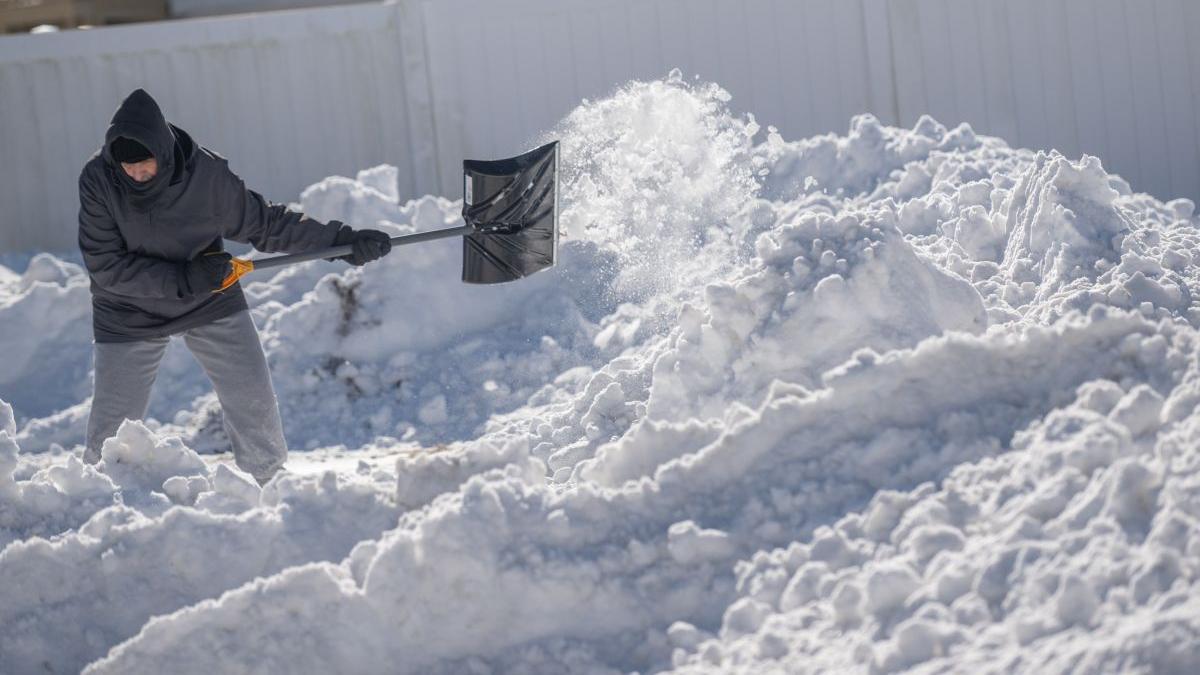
[121, 158, 158, 183]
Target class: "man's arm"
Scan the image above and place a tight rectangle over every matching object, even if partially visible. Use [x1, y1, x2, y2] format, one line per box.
[77, 172, 193, 299]
[218, 166, 341, 254]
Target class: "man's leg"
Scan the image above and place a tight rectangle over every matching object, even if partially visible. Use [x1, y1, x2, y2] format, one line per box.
[85, 337, 170, 463]
[183, 310, 288, 484]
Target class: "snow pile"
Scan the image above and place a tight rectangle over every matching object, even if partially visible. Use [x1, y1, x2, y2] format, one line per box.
[0, 417, 398, 673]
[670, 359, 1200, 673]
[0, 253, 92, 419]
[2, 72, 1199, 673]
[90, 310, 1197, 675]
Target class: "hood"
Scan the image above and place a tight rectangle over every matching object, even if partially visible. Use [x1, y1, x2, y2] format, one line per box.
[102, 89, 190, 206]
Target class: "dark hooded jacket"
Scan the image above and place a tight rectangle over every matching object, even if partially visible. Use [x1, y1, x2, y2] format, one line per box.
[78, 89, 342, 342]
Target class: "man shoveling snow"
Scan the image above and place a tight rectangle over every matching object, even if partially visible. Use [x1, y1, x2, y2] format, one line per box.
[77, 88, 392, 484]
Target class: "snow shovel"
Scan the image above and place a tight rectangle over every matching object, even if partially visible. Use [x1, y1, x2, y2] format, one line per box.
[217, 140, 559, 290]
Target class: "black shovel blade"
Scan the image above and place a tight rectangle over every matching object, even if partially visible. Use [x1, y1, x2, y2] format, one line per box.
[461, 140, 559, 284]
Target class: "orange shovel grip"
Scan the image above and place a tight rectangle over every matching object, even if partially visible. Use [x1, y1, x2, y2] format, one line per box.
[215, 257, 255, 292]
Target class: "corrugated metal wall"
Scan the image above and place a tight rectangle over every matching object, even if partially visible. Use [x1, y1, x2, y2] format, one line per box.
[0, 0, 1196, 252]
[885, 0, 1200, 204]
[416, 0, 1199, 206]
[0, 2, 438, 252]
[416, 0, 900, 194]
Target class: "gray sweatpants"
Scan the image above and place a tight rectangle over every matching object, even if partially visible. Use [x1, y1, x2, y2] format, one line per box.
[84, 310, 287, 484]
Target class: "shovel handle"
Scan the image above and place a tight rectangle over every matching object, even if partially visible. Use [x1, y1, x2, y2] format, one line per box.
[216, 224, 472, 291]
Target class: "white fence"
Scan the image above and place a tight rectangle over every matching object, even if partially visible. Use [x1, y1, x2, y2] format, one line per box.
[0, 2, 438, 252]
[886, 0, 1200, 206]
[1, 0, 1196, 252]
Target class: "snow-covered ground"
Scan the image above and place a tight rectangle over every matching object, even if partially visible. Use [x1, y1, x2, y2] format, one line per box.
[2, 72, 1199, 673]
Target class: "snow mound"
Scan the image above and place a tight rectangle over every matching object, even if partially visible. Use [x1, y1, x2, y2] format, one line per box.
[996, 152, 1193, 323]
[0, 414, 399, 673]
[641, 204, 987, 426]
[2, 71, 1199, 673]
[0, 253, 92, 419]
[670, 354, 1200, 673]
[81, 308, 1199, 674]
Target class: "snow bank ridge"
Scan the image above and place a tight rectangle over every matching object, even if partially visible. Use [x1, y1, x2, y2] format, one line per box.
[1, 71, 1199, 673]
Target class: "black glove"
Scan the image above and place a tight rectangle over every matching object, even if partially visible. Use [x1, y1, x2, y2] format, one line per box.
[332, 225, 392, 266]
[182, 251, 233, 295]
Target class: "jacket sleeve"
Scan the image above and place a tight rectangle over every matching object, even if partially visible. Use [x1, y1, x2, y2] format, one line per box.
[218, 164, 342, 254]
[77, 171, 190, 299]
